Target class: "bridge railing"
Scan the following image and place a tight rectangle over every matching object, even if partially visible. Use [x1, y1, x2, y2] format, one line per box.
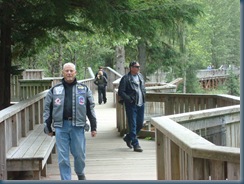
[10, 75, 22, 102]
[115, 92, 240, 180]
[22, 69, 44, 79]
[196, 68, 240, 79]
[0, 91, 47, 180]
[116, 92, 240, 136]
[103, 67, 122, 92]
[151, 107, 240, 180]
[18, 79, 53, 101]
[165, 105, 240, 147]
[11, 67, 96, 102]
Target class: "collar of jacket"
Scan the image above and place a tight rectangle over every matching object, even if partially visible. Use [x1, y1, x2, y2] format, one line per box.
[62, 78, 77, 86]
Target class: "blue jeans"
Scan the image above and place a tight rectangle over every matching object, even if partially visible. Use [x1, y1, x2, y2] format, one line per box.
[124, 103, 144, 147]
[55, 120, 86, 180]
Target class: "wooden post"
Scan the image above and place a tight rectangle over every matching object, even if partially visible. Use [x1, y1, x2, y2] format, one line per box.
[156, 129, 166, 180]
[0, 121, 7, 179]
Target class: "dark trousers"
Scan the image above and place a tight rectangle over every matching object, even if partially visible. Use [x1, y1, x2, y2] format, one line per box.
[98, 85, 107, 104]
[124, 103, 144, 147]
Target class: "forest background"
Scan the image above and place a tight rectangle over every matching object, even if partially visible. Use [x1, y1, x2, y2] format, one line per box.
[0, 0, 240, 110]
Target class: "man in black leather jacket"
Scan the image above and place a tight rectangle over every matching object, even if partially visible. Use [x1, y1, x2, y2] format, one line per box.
[118, 61, 146, 152]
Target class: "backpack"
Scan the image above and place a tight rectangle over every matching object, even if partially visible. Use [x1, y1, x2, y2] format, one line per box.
[94, 76, 107, 87]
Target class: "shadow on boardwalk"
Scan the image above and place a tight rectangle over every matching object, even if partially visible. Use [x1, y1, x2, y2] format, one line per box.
[19, 92, 156, 180]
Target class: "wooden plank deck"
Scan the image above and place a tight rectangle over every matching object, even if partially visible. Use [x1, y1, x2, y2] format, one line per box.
[17, 92, 156, 180]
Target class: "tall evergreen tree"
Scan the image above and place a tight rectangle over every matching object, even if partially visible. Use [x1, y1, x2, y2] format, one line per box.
[0, 0, 133, 109]
[0, 0, 203, 109]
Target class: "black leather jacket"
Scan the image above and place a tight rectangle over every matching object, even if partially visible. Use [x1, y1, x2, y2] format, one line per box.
[118, 72, 146, 105]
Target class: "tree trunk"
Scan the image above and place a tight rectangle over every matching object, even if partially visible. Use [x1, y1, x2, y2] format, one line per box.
[178, 22, 187, 93]
[0, 2, 12, 110]
[137, 40, 147, 79]
[58, 44, 63, 77]
[115, 45, 125, 75]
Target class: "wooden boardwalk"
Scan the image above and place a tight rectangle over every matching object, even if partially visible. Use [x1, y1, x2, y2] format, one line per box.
[38, 92, 156, 181]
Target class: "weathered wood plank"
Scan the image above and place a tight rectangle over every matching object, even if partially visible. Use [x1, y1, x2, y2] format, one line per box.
[227, 162, 240, 180]
[7, 124, 55, 180]
[210, 160, 225, 180]
[7, 159, 41, 171]
[0, 121, 7, 179]
[7, 125, 42, 159]
[24, 130, 47, 158]
[36, 136, 56, 169]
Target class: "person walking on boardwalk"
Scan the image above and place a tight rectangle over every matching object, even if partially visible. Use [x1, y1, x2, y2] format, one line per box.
[43, 62, 97, 180]
[94, 70, 108, 104]
[95, 66, 108, 101]
[118, 61, 146, 152]
[95, 66, 108, 79]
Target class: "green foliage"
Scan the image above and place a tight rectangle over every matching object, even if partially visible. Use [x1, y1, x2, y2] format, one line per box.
[186, 70, 202, 93]
[170, 0, 240, 93]
[10, 65, 24, 75]
[14, 0, 240, 81]
[2, 0, 241, 90]
[146, 40, 180, 75]
[7, 0, 204, 73]
[144, 137, 153, 141]
[16, 30, 116, 79]
[186, 0, 240, 69]
[225, 70, 240, 96]
[8, 0, 94, 59]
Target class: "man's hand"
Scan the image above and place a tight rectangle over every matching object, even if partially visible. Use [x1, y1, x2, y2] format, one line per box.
[91, 131, 97, 137]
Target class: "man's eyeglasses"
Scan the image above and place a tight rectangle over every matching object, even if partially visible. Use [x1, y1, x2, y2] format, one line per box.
[133, 66, 140, 68]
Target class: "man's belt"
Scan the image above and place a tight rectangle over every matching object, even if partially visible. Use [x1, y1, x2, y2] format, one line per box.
[63, 117, 72, 120]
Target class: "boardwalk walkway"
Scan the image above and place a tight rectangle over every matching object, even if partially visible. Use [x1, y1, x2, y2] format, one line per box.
[39, 92, 156, 181]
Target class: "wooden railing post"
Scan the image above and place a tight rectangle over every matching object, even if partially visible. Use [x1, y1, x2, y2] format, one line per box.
[210, 160, 225, 180]
[155, 129, 165, 180]
[170, 141, 180, 180]
[0, 122, 7, 180]
[227, 162, 240, 180]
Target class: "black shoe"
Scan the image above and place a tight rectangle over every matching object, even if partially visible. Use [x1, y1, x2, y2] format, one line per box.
[123, 136, 132, 149]
[78, 174, 86, 180]
[134, 145, 143, 152]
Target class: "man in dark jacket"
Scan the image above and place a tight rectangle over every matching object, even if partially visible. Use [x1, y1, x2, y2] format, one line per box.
[94, 70, 108, 104]
[118, 61, 146, 152]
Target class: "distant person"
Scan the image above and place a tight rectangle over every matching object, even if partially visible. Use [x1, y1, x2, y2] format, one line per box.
[94, 70, 107, 104]
[118, 61, 146, 152]
[43, 62, 97, 180]
[207, 64, 212, 70]
[95, 66, 107, 79]
[95, 66, 108, 101]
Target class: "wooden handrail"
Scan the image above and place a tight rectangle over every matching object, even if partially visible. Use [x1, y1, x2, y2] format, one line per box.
[0, 91, 47, 180]
[151, 115, 240, 180]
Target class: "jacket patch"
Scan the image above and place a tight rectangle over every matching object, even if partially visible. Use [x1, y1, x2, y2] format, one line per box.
[77, 86, 86, 94]
[54, 86, 64, 94]
[54, 98, 61, 105]
[78, 96, 85, 105]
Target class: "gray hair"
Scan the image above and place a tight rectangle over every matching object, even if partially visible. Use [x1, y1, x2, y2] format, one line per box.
[63, 62, 76, 70]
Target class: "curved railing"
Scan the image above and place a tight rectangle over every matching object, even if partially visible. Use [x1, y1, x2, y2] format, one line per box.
[115, 92, 240, 180]
[152, 109, 240, 180]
